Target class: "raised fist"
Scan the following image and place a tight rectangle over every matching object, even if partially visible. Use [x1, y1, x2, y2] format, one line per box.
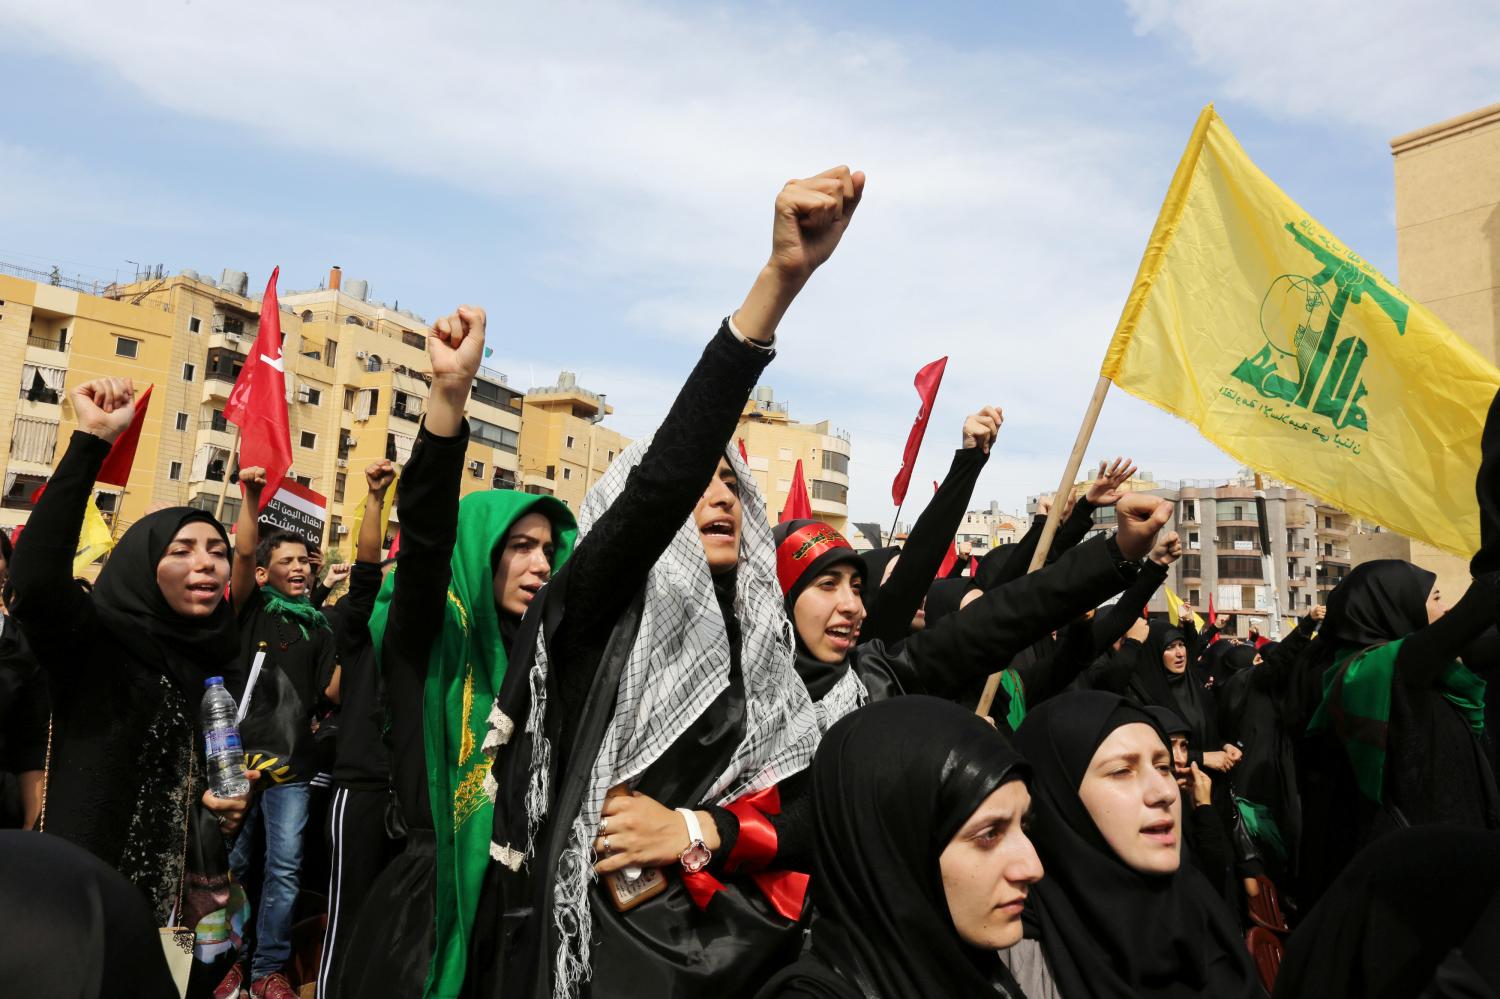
[71, 378, 136, 443]
[428, 305, 486, 388]
[238, 466, 269, 497]
[1115, 493, 1173, 561]
[1149, 531, 1183, 566]
[365, 460, 396, 495]
[962, 406, 1003, 455]
[768, 166, 864, 286]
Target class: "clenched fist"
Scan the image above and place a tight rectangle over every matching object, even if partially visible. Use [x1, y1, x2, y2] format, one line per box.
[71, 378, 136, 443]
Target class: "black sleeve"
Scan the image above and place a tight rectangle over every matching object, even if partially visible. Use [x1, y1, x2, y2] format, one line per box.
[8, 432, 107, 670]
[1397, 574, 1500, 688]
[1189, 802, 1234, 897]
[1089, 560, 1167, 649]
[0, 645, 49, 773]
[1049, 498, 1098, 558]
[1081, 639, 1140, 693]
[1189, 621, 1222, 663]
[987, 515, 1047, 589]
[310, 580, 333, 609]
[553, 324, 774, 730]
[381, 420, 469, 819]
[1016, 616, 1096, 707]
[1252, 615, 1316, 695]
[892, 535, 1134, 699]
[863, 449, 988, 646]
[704, 771, 814, 874]
[337, 562, 382, 660]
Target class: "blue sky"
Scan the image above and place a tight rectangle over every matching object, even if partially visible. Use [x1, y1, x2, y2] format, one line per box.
[3, 0, 1497, 524]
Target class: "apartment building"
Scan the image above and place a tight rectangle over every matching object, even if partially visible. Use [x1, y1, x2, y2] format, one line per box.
[735, 386, 852, 533]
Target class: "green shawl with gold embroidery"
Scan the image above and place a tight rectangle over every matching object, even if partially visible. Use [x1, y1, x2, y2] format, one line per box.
[370, 490, 575, 999]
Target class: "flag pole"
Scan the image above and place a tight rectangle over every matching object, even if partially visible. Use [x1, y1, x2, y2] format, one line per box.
[976, 374, 1112, 717]
[887, 502, 906, 548]
[214, 427, 242, 523]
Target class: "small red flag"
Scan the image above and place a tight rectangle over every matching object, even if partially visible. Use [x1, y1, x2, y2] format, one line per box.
[224, 268, 293, 511]
[387, 527, 402, 558]
[969, 555, 978, 576]
[737, 438, 749, 464]
[933, 480, 940, 494]
[891, 357, 947, 508]
[1207, 594, 1217, 627]
[779, 459, 813, 523]
[95, 384, 154, 487]
[937, 541, 958, 579]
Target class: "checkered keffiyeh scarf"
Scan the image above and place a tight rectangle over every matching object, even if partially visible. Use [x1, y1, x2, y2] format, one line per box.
[487, 433, 821, 998]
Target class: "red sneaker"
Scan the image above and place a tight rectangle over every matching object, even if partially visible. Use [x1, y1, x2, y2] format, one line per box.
[212, 964, 244, 999]
[247, 972, 298, 999]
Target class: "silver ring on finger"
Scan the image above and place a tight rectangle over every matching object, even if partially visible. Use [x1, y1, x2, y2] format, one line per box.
[602, 836, 610, 853]
[600, 817, 609, 834]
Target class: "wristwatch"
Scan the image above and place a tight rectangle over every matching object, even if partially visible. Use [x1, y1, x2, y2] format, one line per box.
[676, 808, 712, 874]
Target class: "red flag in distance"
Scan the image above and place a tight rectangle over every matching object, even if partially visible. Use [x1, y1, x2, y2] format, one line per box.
[224, 268, 293, 511]
[779, 458, 813, 523]
[891, 357, 948, 507]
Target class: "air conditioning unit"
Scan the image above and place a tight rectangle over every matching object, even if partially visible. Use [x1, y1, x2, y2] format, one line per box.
[343, 436, 358, 447]
[336, 525, 350, 535]
[336, 458, 348, 468]
[356, 351, 368, 360]
[296, 386, 313, 403]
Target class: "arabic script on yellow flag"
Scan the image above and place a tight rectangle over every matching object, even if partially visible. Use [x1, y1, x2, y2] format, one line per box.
[74, 495, 115, 575]
[1102, 105, 1500, 557]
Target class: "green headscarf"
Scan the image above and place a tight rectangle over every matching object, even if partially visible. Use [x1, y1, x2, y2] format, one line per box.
[259, 585, 330, 639]
[1307, 640, 1486, 803]
[369, 490, 576, 999]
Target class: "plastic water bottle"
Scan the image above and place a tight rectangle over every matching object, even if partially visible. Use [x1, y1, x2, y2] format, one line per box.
[202, 677, 250, 798]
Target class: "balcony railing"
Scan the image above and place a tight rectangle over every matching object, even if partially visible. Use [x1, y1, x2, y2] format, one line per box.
[26, 332, 67, 351]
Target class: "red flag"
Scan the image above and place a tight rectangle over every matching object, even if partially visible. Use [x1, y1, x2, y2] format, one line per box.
[779, 459, 813, 523]
[224, 268, 292, 511]
[969, 556, 978, 576]
[933, 480, 940, 494]
[937, 541, 958, 579]
[737, 438, 749, 464]
[1207, 594, 1217, 627]
[891, 357, 947, 507]
[95, 384, 154, 487]
[387, 527, 402, 558]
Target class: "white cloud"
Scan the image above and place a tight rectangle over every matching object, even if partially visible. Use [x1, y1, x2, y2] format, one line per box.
[1125, 0, 1500, 134]
[1, 0, 1260, 520]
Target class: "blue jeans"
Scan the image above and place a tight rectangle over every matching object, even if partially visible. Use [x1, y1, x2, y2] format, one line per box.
[229, 781, 311, 980]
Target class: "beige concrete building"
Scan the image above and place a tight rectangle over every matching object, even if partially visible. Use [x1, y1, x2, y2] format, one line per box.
[0, 264, 525, 561]
[517, 371, 631, 512]
[735, 386, 852, 533]
[1386, 103, 1500, 599]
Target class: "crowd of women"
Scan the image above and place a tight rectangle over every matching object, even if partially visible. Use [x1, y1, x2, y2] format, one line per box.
[2, 165, 1499, 999]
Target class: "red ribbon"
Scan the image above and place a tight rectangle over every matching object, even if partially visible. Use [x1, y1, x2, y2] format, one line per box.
[679, 786, 808, 921]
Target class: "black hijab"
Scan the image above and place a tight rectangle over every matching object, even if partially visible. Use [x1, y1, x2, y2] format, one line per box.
[1012, 691, 1256, 999]
[1320, 559, 1433, 652]
[1274, 826, 1500, 998]
[923, 577, 969, 630]
[758, 696, 1031, 999]
[92, 508, 241, 697]
[1132, 622, 1212, 746]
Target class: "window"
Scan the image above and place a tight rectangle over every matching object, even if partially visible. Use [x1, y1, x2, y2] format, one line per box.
[1187, 531, 1200, 549]
[811, 479, 847, 504]
[392, 390, 421, 422]
[169, 461, 183, 481]
[303, 387, 321, 406]
[20, 363, 64, 403]
[492, 469, 518, 490]
[300, 431, 317, 449]
[175, 411, 189, 432]
[1181, 555, 1202, 577]
[607, 450, 615, 461]
[334, 473, 347, 503]
[182, 362, 196, 381]
[366, 353, 382, 373]
[344, 387, 356, 412]
[1188, 588, 1200, 605]
[1217, 556, 1263, 579]
[469, 460, 485, 479]
[471, 379, 521, 409]
[210, 408, 229, 433]
[300, 310, 314, 322]
[1, 472, 48, 509]
[565, 434, 576, 449]
[821, 451, 849, 474]
[188, 316, 202, 334]
[295, 475, 313, 488]
[545, 465, 556, 480]
[1181, 500, 1196, 521]
[468, 417, 518, 452]
[562, 467, 572, 480]
[778, 447, 793, 462]
[325, 339, 338, 367]
[205, 346, 244, 383]
[115, 337, 140, 358]
[402, 331, 426, 350]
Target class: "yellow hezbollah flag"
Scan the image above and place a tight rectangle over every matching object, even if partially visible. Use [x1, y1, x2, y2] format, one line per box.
[1103, 105, 1500, 558]
[1163, 587, 1204, 631]
[349, 470, 397, 560]
[74, 495, 114, 574]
